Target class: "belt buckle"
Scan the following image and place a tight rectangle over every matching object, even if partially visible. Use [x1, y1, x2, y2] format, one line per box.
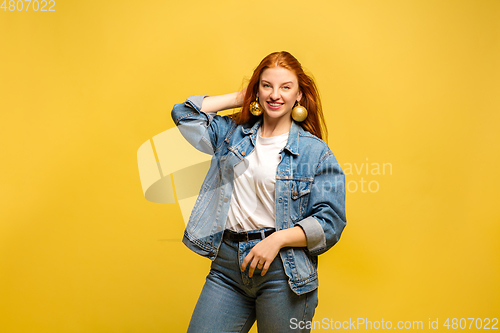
[244, 231, 249, 242]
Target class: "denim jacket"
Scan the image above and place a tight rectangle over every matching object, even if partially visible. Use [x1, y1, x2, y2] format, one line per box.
[171, 95, 346, 295]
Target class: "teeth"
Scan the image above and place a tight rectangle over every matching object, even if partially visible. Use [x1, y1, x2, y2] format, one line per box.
[269, 103, 281, 106]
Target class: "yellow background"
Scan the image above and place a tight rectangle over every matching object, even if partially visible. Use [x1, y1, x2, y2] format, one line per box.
[1, 0, 499, 332]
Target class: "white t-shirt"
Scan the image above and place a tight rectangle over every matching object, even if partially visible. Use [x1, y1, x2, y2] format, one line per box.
[226, 126, 289, 231]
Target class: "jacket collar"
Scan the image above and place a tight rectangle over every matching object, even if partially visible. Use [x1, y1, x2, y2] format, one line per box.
[242, 119, 301, 156]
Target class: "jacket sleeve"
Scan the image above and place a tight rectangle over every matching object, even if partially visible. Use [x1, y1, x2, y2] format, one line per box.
[296, 149, 347, 256]
[171, 95, 236, 154]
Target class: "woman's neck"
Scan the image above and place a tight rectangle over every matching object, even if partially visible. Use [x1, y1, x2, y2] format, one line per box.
[260, 117, 292, 138]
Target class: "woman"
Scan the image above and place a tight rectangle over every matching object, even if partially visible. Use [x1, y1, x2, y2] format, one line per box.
[171, 51, 346, 332]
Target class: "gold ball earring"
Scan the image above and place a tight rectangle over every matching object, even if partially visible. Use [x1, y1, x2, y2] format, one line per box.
[291, 102, 308, 122]
[249, 97, 263, 116]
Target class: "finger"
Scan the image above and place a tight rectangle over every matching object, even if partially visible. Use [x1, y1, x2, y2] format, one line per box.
[261, 261, 271, 276]
[241, 252, 253, 272]
[248, 258, 259, 278]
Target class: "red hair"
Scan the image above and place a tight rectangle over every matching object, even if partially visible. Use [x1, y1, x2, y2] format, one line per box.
[235, 51, 327, 141]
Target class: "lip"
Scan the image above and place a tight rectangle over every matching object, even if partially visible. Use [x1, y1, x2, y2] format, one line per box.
[266, 101, 284, 110]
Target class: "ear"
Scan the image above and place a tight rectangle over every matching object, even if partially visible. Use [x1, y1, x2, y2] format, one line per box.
[297, 90, 303, 103]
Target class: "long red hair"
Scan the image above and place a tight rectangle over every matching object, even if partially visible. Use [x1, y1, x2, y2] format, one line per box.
[235, 51, 327, 141]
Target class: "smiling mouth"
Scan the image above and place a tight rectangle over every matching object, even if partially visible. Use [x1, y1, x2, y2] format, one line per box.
[267, 101, 284, 110]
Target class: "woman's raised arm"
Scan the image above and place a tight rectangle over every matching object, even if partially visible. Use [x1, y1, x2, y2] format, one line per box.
[201, 89, 246, 113]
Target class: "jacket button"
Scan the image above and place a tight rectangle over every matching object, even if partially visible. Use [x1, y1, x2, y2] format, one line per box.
[241, 151, 246, 156]
[224, 197, 229, 203]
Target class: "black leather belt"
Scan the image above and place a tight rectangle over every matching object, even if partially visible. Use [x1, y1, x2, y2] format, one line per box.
[223, 228, 276, 242]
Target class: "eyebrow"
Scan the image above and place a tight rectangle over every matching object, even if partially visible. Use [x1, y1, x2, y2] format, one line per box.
[261, 80, 295, 85]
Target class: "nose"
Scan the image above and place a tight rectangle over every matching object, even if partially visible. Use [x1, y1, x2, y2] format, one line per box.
[270, 88, 280, 100]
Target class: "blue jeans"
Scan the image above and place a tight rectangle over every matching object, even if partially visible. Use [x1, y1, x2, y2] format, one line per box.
[187, 229, 318, 333]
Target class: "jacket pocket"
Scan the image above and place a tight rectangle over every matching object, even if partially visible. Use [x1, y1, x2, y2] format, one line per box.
[289, 180, 312, 221]
[282, 248, 318, 284]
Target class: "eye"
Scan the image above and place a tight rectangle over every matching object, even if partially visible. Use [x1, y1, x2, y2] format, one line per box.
[283, 86, 291, 90]
[262, 83, 271, 88]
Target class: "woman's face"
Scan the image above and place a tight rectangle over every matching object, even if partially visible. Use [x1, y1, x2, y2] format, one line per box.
[257, 66, 302, 122]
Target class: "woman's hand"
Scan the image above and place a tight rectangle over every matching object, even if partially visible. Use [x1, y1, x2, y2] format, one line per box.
[200, 88, 247, 113]
[241, 233, 282, 278]
[236, 86, 247, 107]
[241, 226, 308, 277]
